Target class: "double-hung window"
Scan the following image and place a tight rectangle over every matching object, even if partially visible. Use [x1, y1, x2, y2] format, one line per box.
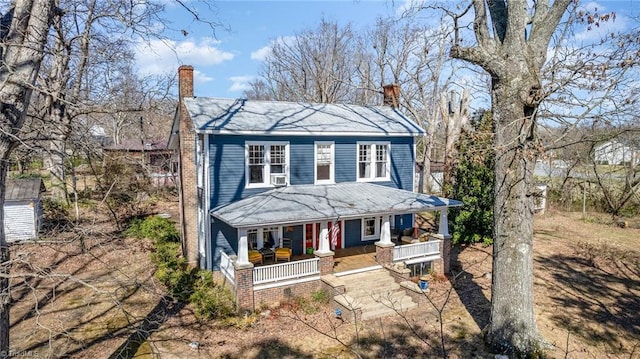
[315, 142, 334, 184]
[357, 142, 390, 181]
[362, 216, 380, 240]
[246, 142, 289, 187]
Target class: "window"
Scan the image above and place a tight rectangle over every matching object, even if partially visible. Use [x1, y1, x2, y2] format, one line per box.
[248, 145, 264, 184]
[263, 227, 279, 248]
[315, 142, 334, 183]
[245, 142, 289, 187]
[362, 216, 380, 240]
[357, 142, 390, 181]
[247, 229, 258, 250]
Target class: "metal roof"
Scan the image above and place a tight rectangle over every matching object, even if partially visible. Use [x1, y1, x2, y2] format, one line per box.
[211, 182, 462, 228]
[5, 178, 45, 202]
[183, 97, 426, 137]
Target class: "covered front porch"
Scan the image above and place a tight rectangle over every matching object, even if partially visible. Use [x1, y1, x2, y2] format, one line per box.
[212, 182, 461, 311]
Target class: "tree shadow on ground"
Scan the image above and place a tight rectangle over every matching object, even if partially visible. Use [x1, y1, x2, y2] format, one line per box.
[219, 338, 314, 359]
[450, 244, 491, 331]
[536, 249, 640, 352]
[107, 296, 185, 359]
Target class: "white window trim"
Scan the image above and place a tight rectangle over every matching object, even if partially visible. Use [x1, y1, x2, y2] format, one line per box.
[245, 141, 290, 188]
[314, 141, 335, 184]
[356, 141, 391, 182]
[361, 216, 380, 241]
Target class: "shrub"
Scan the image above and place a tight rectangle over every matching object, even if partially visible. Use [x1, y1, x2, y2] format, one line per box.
[41, 198, 71, 230]
[125, 216, 178, 243]
[311, 289, 331, 304]
[189, 271, 236, 321]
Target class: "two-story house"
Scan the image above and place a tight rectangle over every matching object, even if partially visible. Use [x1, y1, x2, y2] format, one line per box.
[170, 66, 461, 311]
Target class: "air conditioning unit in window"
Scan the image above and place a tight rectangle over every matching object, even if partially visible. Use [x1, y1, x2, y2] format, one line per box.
[270, 174, 287, 187]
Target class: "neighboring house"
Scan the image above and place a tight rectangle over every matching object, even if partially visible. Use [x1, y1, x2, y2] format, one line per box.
[170, 66, 462, 311]
[4, 178, 45, 242]
[103, 139, 176, 187]
[593, 140, 639, 166]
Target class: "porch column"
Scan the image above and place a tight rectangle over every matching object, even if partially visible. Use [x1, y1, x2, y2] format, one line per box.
[375, 214, 394, 266]
[433, 209, 453, 275]
[379, 215, 392, 245]
[237, 228, 250, 265]
[315, 221, 334, 275]
[316, 221, 330, 254]
[438, 209, 449, 236]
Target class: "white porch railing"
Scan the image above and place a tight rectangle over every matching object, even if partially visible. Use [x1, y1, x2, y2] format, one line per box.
[220, 251, 235, 285]
[253, 258, 320, 285]
[393, 240, 441, 262]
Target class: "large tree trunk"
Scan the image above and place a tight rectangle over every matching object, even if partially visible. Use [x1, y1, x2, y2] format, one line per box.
[0, 0, 55, 352]
[485, 77, 542, 354]
[0, 143, 12, 354]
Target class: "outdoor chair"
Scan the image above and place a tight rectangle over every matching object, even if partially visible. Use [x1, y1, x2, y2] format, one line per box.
[248, 250, 263, 265]
[275, 248, 292, 262]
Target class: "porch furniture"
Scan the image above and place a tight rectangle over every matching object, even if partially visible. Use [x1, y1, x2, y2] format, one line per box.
[249, 250, 263, 265]
[275, 247, 292, 262]
[260, 248, 275, 263]
[399, 228, 429, 244]
[282, 237, 292, 249]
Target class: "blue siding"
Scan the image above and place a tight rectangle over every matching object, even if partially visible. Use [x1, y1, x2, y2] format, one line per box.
[210, 219, 236, 270]
[207, 134, 416, 266]
[208, 134, 415, 209]
[334, 139, 356, 183]
[344, 219, 361, 247]
[286, 225, 304, 255]
[394, 214, 414, 231]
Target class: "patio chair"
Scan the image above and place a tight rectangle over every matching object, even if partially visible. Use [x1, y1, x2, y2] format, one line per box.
[248, 250, 263, 265]
[275, 247, 292, 262]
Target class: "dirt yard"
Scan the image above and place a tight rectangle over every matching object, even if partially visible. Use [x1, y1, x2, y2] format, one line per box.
[7, 203, 640, 358]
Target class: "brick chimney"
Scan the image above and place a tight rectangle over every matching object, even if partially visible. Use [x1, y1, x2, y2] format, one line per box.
[178, 65, 194, 99]
[382, 84, 400, 108]
[176, 65, 199, 267]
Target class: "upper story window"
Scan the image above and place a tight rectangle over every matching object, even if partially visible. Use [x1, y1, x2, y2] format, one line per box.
[315, 142, 334, 184]
[357, 142, 390, 181]
[245, 141, 289, 188]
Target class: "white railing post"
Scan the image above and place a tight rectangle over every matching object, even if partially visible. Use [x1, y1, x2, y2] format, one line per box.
[392, 240, 442, 262]
[253, 258, 320, 285]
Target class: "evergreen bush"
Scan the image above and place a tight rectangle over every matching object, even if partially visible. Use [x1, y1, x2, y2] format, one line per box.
[450, 111, 495, 245]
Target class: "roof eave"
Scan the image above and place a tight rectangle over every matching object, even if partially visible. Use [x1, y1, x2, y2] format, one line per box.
[210, 200, 462, 229]
[194, 128, 425, 137]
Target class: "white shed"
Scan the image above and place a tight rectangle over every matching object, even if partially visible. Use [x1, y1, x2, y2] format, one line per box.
[4, 178, 45, 243]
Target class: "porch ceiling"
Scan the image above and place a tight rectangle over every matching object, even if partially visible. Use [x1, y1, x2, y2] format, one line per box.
[210, 182, 462, 228]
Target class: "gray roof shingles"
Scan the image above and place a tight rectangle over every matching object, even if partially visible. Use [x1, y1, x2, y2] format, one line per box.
[184, 97, 426, 136]
[5, 178, 44, 202]
[211, 182, 462, 228]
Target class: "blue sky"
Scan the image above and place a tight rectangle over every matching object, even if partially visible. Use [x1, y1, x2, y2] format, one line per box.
[134, 0, 640, 98]
[135, 1, 403, 97]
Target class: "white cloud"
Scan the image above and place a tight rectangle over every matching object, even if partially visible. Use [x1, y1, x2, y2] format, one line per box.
[195, 70, 215, 84]
[250, 36, 297, 62]
[250, 46, 271, 61]
[135, 37, 234, 75]
[228, 75, 254, 92]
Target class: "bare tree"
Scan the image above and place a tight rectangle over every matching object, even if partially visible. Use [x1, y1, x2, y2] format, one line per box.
[249, 19, 361, 103]
[444, 0, 574, 354]
[440, 89, 470, 196]
[0, 0, 57, 352]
